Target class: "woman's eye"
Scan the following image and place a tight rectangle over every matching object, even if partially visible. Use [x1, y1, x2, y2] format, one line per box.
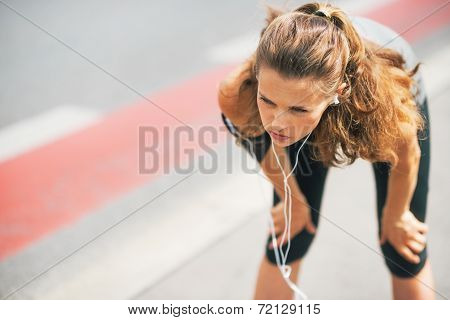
[259, 97, 275, 107]
[258, 96, 307, 113]
[259, 97, 271, 104]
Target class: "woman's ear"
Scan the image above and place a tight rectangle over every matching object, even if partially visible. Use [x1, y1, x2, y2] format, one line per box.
[337, 82, 347, 95]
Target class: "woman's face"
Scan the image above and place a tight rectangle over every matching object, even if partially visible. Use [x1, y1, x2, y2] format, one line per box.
[256, 65, 335, 147]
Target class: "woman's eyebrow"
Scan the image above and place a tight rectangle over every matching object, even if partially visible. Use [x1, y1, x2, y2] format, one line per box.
[259, 92, 308, 110]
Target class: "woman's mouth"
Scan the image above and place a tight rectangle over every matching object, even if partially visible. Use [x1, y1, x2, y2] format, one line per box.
[269, 130, 290, 142]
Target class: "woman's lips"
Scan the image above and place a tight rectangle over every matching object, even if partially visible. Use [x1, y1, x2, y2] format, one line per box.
[269, 130, 290, 141]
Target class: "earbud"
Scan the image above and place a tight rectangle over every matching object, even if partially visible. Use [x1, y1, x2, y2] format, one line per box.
[333, 95, 340, 105]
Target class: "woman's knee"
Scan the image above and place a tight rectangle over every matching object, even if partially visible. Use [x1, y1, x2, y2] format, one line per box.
[265, 228, 316, 265]
[380, 241, 428, 278]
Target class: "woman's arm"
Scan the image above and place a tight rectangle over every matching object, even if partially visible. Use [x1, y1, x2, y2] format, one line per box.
[383, 125, 421, 217]
[380, 125, 428, 264]
[260, 142, 317, 247]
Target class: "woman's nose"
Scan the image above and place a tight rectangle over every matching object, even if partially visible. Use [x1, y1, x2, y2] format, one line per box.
[271, 110, 289, 130]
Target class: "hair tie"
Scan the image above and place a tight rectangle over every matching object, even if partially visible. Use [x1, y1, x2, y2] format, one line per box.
[313, 9, 331, 21]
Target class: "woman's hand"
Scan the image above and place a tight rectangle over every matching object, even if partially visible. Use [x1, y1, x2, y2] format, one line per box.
[268, 199, 316, 249]
[380, 209, 429, 264]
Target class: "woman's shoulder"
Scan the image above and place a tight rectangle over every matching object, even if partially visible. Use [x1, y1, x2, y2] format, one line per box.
[218, 81, 265, 138]
[217, 56, 260, 130]
[218, 80, 255, 130]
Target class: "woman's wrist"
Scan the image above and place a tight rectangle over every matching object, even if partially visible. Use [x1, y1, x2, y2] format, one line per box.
[382, 208, 408, 222]
[382, 205, 408, 221]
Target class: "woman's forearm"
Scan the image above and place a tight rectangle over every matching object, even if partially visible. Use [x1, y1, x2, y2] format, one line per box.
[383, 148, 421, 218]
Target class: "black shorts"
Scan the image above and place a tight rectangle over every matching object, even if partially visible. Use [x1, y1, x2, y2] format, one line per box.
[221, 97, 431, 278]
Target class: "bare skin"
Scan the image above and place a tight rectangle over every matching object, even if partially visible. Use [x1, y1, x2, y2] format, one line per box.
[253, 256, 302, 300]
[392, 259, 435, 299]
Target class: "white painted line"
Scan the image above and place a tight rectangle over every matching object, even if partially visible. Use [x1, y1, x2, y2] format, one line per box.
[206, 32, 259, 64]
[206, 0, 395, 64]
[0, 105, 101, 163]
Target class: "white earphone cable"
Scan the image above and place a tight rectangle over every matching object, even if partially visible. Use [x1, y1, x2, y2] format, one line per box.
[238, 129, 312, 300]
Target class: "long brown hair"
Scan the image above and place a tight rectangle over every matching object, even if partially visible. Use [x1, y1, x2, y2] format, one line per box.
[232, 2, 425, 167]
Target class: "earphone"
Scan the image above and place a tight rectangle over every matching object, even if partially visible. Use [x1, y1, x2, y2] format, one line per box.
[333, 94, 340, 105]
[269, 132, 312, 300]
[238, 129, 312, 300]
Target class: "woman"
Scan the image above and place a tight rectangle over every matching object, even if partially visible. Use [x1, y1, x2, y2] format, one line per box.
[217, 2, 435, 299]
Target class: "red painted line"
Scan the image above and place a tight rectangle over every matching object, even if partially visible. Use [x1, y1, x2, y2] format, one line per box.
[363, 0, 450, 43]
[0, 65, 235, 260]
[0, 0, 449, 261]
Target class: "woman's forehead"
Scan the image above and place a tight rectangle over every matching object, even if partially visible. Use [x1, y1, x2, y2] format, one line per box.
[257, 67, 325, 105]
